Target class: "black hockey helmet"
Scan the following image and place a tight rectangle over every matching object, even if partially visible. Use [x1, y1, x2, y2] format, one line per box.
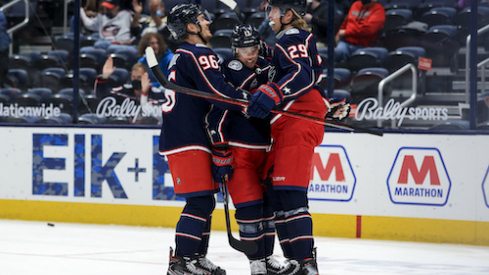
[267, 0, 307, 16]
[231, 24, 261, 49]
[167, 3, 210, 38]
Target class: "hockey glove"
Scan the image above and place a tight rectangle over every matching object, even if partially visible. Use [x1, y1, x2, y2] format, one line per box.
[247, 83, 283, 119]
[326, 97, 351, 121]
[211, 148, 234, 182]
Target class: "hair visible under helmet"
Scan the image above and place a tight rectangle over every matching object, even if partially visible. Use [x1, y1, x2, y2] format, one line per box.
[267, 0, 309, 31]
[167, 3, 211, 42]
[231, 24, 261, 55]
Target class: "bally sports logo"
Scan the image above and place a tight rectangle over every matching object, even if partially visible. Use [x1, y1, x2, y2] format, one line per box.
[387, 147, 451, 206]
[308, 145, 356, 201]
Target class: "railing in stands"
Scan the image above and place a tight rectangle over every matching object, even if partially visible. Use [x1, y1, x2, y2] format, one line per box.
[377, 63, 418, 128]
[478, 57, 489, 96]
[0, 0, 30, 55]
[465, 24, 489, 103]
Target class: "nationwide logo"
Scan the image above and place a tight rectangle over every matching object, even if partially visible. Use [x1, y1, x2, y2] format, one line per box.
[387, 147, 451, 206]
[482, 165, 489, 208]
[309, 145, 356, 201]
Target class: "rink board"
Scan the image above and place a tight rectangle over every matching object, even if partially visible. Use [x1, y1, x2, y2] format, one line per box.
[0, 126, 489, 246]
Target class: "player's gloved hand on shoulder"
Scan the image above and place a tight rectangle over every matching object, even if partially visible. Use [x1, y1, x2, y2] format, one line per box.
[326, 97, 351, 121]
[211, 147, 234, 182]
[247, 83, 283, 119]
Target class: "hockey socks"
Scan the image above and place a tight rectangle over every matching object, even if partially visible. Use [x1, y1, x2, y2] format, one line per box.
[175, 195, 215, 258]
[235, 204, 266, 260]
[272, 190, 314, 261]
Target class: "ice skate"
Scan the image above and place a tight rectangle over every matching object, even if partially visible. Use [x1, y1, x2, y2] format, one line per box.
[194, 253, 226, 274]
[167, 247, 207, 275]
[264, 256, 286, 275]
[249, 258, 267, 275]
[275, 259, 300, 275]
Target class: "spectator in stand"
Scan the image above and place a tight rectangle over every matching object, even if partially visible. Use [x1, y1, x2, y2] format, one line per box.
[131, 0, 180, 51]
[304, 0, 342, 48]
[256, 0, 277, 47]
[0, 10, 13, 88]
[137, 32, 174, 87]
[79, 0, 134, 45]
[334, 0, 385, 62]
[95, 56, 164, 104]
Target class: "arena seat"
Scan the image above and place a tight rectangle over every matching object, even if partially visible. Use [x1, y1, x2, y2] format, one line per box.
[7, 69, 29, 91]
[209, 29, 233, 49]
[419, 7, 456, 28]
[15, 93, 42, 107]
[107, 68, 129, 87]
[384, 46, 426, 73]
[430, 120, 470, 130]
[211, 12, 241, 32]
[321, 68, 352, 90]
[40, 67, 66, 92]
[0, 87, 21, 102]
[350, 67, 389, 103]
[348, 47, 388, 73]
[384, 9, 413, 32]
[27, 88, 53, 104]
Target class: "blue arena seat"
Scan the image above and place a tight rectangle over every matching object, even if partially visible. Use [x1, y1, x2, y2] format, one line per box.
[27, 87, 53, 104]
[40, 67, 66, 92]
[419, 7, 457, 28]
[350, 67, 389, 102]
[384, 46, 426, 72]
[0, 87, 21, 102]
[7, 69, 29, 91]
[209, 29, 233, 49]
[430, 120, 470, 130]
[15, 93, 42, 107]
[348, 47, 388, 73]
[384, 9, 413, 32]
[211, 12, 241, 32]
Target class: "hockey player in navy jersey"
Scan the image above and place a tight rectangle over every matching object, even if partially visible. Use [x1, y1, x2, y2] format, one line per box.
[246, 0, 350, 274]
[161, 3, 252, 275]
[207, 24, 292, 275]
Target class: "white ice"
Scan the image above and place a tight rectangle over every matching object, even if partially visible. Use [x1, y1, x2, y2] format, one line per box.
[1, 219, 489, 275]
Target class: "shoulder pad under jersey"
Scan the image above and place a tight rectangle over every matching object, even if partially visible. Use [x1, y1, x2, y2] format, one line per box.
[285, 28, 300, 35]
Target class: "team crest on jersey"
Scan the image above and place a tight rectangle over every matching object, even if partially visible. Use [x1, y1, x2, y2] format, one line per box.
[285, 28, 300, 35]
[228, 60, 243, 71]
[268, 65, 277, 82]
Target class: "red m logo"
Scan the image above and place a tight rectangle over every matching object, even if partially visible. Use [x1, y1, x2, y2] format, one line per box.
[398, 155, 440, 185]
[311, 152, 345, 182]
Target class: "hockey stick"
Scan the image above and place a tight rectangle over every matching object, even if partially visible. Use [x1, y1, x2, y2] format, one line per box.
[218, 0, 244, 24]
[221, 177, 258, 254]
[145, 47, 383, 136]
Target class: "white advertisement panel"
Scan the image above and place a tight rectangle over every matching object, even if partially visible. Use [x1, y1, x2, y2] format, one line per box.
[1, 127, 489, 222]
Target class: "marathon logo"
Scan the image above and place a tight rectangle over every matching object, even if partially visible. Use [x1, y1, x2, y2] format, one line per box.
[387, 147, 451, 206]
[308, 145, 356, 201]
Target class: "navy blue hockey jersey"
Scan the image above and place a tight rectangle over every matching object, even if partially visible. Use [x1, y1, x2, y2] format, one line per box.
[158, 42, 247, 155]
[207, 56, 272, 149]
[270, 28, 325, 103]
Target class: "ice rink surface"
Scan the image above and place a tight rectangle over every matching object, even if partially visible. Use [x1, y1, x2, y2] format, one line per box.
[1, 219, 489, 275]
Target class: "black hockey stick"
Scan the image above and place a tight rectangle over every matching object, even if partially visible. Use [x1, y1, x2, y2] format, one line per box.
[145, 47, 383, 136]
[221, 177, 258, 254]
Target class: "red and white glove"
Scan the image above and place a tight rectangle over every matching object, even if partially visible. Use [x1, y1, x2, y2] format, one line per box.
[326, 97, 351, 120]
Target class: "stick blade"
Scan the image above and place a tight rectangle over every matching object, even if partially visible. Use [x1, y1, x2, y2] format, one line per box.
[219, 0, 237, 10]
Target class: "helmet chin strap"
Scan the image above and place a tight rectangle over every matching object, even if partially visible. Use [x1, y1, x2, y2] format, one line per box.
[278, 9, 295, 32]
[188, 25, 208, 44]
